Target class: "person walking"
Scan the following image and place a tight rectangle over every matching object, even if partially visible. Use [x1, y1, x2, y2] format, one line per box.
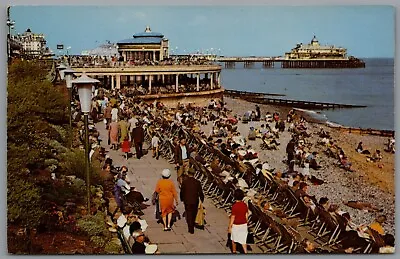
[111, 104, 119, 122]
[151, 131, 160, 160]
[180, 168, 204, 234]
[131, 122, 145, 159]
[228, 189, 249, 254]
[104, 103, 112, 129]
[109, 119, 120, 150]
[118, 116, 130, 145]
[121, 136, 131, 160]
[174, 138, 190, 186]
[155, 169, 179, 231]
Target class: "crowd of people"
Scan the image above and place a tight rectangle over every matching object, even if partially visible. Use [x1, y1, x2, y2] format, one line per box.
[75, 84, 394, 254]
[66, 55, 214, 69]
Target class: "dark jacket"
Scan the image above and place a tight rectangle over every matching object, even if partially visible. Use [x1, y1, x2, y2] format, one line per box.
[180, 176, 204, 205]
[286, 140, 295, 154]
[132, 126, 144, 143]
[174, 144, 190, 165]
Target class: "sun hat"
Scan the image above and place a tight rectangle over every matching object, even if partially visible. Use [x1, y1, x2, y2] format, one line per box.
[145, 244, 158, 254]
[161, 169, 171, 178]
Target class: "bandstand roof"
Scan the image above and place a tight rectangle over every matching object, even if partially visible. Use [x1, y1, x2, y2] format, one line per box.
[133, 31, 164, 38]
[117, 26, 165, 45]
[117, 37, 163, 45]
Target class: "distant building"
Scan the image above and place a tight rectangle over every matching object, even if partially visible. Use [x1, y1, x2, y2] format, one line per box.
[81, 41, 118, 57]
[285, 36, 347, 60]
[117, 26, 169, 62]
[12, 28, 52, 57]
[8, 37, 23, 57]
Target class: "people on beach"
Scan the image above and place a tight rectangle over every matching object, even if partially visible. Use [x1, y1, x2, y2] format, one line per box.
[356, 141, 371, 154]
[80, 84, 394, 254]
[367, 149, 382, 162]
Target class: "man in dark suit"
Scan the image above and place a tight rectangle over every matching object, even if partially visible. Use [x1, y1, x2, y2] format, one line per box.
[131, 122, 145, 159]
[180, 168, 204, 234]
[174, 138, 190, 185]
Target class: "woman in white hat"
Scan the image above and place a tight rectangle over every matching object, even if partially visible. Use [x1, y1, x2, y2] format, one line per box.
[154, 169, 178, 231]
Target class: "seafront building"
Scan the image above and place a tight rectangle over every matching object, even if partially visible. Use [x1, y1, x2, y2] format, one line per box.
[11, 28, 53, 58]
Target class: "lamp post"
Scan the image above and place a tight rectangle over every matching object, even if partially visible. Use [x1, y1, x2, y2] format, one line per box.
[71, 72, 100, 212]
[63, 66, 76, 148]
[7, 7, 15, 63]
[66, 46, 72, 65]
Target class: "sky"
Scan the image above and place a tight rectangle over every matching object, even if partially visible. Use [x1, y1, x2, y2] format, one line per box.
[10, 5, 395, 58]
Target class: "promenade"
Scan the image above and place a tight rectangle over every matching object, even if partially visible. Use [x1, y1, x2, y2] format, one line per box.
[96, 123, 261, 254]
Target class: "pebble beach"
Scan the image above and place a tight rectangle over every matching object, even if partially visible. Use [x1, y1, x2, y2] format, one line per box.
[207, 96, 395, 235]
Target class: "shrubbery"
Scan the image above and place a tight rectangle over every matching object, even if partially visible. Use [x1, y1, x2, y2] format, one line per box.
[7, 60, 116, 254]
[7, 61, 68, 228]
[76, 213, 107, 236]
[7, 179, 44, 228]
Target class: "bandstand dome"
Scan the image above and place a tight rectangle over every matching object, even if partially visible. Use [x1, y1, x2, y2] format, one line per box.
[117, 26, 169, 62]
[118, 26, 165, 44]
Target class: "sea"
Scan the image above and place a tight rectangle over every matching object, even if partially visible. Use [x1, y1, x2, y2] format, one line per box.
[220, 58, 395, 131]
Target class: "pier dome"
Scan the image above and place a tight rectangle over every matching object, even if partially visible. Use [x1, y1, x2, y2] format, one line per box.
[311, 35, 319, 46]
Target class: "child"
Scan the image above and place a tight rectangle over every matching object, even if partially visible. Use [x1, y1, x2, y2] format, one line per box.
[151, 132, 160, 160]
[121, 136, 131, 160]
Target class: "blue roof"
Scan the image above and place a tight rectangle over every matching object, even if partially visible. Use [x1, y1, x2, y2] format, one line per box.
[117, 37, 163, 44]
[133, 31, 164, 38]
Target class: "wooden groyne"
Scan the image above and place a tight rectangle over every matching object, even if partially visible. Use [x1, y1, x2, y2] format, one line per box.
[238, 96, 367, 110]
[334, 126, 395, 138]
[224, 89, 286, 97]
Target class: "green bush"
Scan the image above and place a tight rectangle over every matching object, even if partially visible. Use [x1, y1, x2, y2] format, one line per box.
[7, 179, 44, 228]
[90, 236, 106, 248]
[59, 149, 102, 185]
[76, 213, 107, 237]
[104, 241, 123, 254]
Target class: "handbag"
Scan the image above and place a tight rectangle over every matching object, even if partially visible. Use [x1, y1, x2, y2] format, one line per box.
[246, 231, 255, 244]
[226, 233, 232, 248]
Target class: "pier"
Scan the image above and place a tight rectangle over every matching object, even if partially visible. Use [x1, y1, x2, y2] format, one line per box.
[216, 57, 365, 69]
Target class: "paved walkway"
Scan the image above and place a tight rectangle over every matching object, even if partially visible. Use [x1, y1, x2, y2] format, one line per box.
[96, 123, 237, 254]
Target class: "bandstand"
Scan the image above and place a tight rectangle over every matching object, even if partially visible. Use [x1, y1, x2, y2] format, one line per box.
[68, 26, 224, 106]
[70, 64, 223, 107]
